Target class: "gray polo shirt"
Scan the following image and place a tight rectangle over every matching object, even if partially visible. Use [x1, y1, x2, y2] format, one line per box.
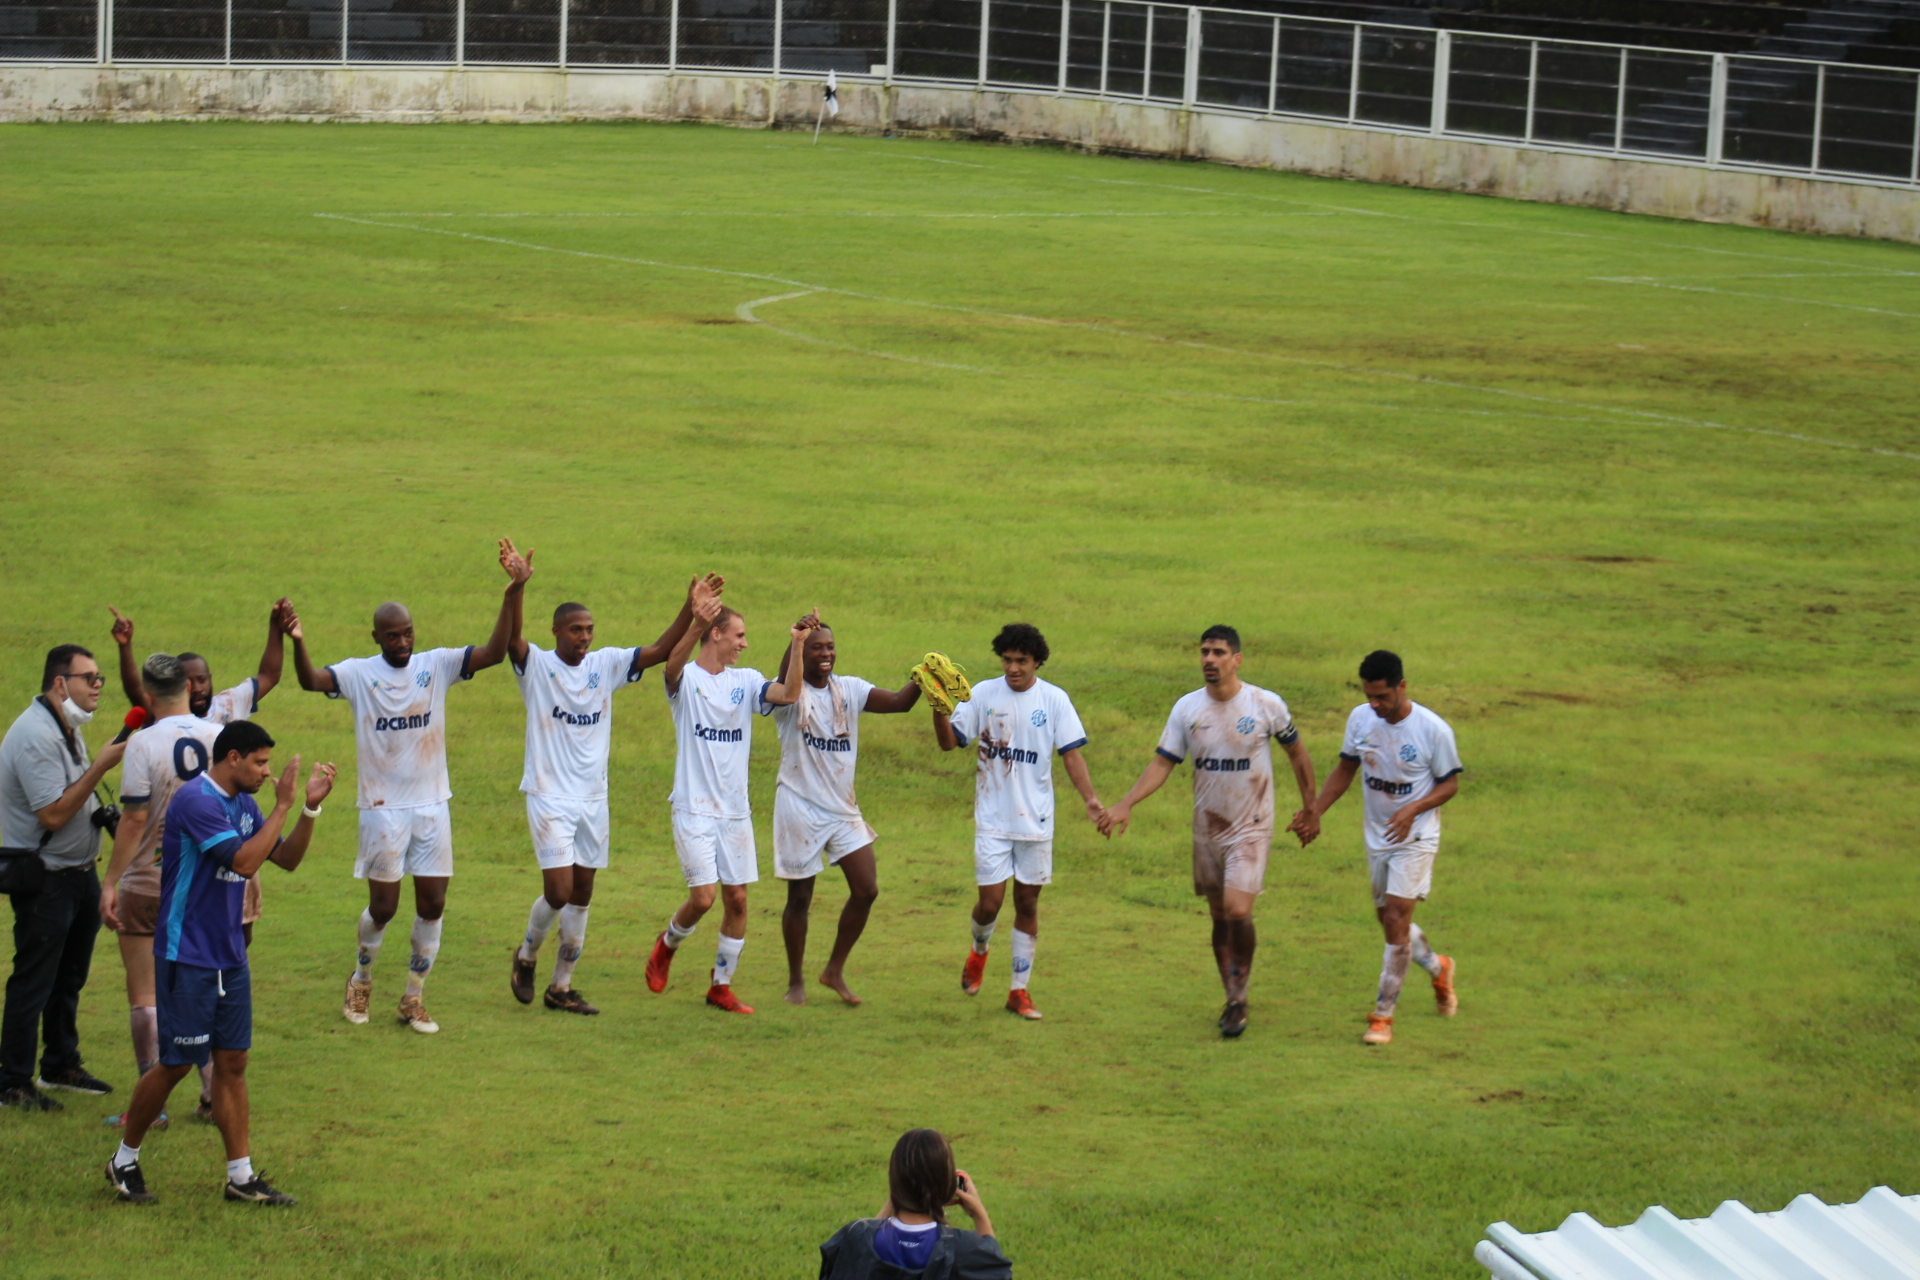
[0, 699, 100, 870]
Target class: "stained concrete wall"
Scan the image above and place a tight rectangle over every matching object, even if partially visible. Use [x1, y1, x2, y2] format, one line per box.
[3, 63, 1916, 242]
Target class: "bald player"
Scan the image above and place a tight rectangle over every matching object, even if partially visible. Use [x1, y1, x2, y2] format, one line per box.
[285, 542, 533, 1034]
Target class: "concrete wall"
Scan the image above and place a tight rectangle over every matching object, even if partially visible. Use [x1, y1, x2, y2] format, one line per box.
[3, 63, 1916, 242]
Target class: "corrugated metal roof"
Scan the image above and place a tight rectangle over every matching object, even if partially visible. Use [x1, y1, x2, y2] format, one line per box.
[1476, 1186, 1920, 1280]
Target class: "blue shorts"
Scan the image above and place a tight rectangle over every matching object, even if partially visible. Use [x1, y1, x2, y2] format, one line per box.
[155, 957, 252, 1066]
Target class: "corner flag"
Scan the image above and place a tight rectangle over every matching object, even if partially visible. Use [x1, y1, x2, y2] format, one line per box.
[813, 70, 839, 144]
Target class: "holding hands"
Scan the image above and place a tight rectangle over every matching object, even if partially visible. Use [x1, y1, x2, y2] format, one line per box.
[499, 538, 535, 587]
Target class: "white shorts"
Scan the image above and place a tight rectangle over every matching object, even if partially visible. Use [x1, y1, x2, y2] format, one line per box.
[975, 832, 1052, 887]
[1369, 841, 1438, 905]
[525, 793, 610, 871]
[355, 802, 455, 881]
[673, 810, 759, 887]
[1193, 833, 1270, 898]
[773, 789, 875, 881]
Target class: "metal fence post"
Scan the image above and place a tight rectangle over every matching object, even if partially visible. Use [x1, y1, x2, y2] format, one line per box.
[560, 0, 569, 67]
[1523, 39, 1537, 142]
[1142, 6, 1154, 99]
[1182, 7, 1199, 106]
[1911, 71, 1919, 183]
[223, 0, 231, 64]
[669, 0, 678, 71]
[340, 0, 348, 63]
[773, 0, 782, 77]
[1266, 16, 1277, 115]
[1614, 46, 1627, 152]
[1707, 52, 1727, 166]
[978, 0, 989, 87]
[1056, 0, 1069, 94]
[1346, 22, 1358, 122]
[1098, 0, 1109, 95]
[1809, 61, 1825, 173]
[1429, 28, 1448, 135]
[95, 0, 104, 62]
[885, 0, 896, 80]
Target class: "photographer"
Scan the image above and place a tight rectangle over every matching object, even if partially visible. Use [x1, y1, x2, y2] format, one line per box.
[819, 1129, 1011, 1279]
[1, 645, 126, 1111]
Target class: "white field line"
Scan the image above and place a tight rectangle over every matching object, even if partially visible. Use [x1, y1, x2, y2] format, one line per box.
[350, 210, 1342, 219]
[814, 145, 989, 167]
[314, 213, 1920, 463]
[1593, 276, 1920, 318]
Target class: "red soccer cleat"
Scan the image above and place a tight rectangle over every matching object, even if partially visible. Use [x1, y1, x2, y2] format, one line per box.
[1004, 989, 1042, 1020]
[645, 933, 675, 994]
[705, 984, 754, 1015]
[961, 949, 987, 996]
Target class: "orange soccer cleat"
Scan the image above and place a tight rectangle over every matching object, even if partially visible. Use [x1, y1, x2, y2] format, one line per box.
[1362, 1015, 1393, 1045]
[1432, 955, 1458, 1016]
[645, 933, 675, 994]
[1004, 990, 1042, 1020]
[961, 949, 987, 996]
[705, 984, 754, 1015]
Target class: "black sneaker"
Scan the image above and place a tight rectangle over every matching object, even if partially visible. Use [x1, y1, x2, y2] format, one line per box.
[106, 1158, 155, 1203]
[39, 1065, 112, 1095]
[1, 1084, 63, 1112]
[543, 986, 599, 1016]
[510, 948, 537, 1005]
[225, 1174, 296, 1205]
[1220, 1001, 1249, 1039]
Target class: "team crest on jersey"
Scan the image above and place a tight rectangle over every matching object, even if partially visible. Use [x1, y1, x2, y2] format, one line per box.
[588, 671, 601, 690]
[1236, 716, 1256, 734]
[1030, 709, 1047, 728]
[239, 813, 255, 836]
[730, 687, 745, 706]
[415, 670, 431, 688]
[1399, 743, 1418, 762]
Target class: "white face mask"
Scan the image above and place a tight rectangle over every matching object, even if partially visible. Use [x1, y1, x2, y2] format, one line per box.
[59, 696, 94, 726]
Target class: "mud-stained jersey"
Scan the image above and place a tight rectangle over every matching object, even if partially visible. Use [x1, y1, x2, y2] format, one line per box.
[667, 663, 769, 819]
[948, 676, 1087, 841]
[326, 647, 473, 809]
[771, 675, 875, 820]
[1155, 684, 1298, 845]
[513, 644, 643, 800]
[116, 713, 227, 898]
[1339, 702, 1462, 852]
[203, 678, 259, 726]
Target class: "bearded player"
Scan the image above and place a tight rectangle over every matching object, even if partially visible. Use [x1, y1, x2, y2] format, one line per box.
[932, 623, 1102, 1022]
[1098, 626, 1317, 1039]
[768, 613, 922, 1006]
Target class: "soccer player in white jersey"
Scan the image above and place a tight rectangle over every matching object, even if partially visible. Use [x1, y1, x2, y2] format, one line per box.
[767, 614, 923, 1007]
[933, 623, 1103, 1022]
[1301, 649, 1463, 1046]
[1097, 626, 1318, 1039]
[643, 600, 806, 1015]
[285, 542, 535, 1034]
[507, 566, 726, 1017]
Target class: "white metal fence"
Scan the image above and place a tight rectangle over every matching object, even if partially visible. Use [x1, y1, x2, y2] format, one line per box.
[5, 0, 1918, 188]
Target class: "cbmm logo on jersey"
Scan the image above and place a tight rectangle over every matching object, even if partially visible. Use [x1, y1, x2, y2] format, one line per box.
[695, 723, 743, 743]
[374, 713, 432, 732]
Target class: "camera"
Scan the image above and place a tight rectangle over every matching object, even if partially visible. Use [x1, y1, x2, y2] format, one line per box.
[91, 787, 120, 840]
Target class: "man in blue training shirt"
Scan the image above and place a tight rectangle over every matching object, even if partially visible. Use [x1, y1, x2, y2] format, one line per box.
[103, 720, 335, 1207]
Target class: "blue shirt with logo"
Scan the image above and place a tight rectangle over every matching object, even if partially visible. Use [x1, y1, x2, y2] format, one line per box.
[155, 774, 267, 970]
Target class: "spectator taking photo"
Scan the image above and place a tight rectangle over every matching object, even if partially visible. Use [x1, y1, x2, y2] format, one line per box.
[818, 1128, 1011, 1279]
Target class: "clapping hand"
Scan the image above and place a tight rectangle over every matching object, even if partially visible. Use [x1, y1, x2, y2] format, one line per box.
[499, 538, 535, 587]
[305, 761, 337, 810]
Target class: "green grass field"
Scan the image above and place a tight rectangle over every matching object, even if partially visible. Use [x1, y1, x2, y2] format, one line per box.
[2, 118, 1917, 1280]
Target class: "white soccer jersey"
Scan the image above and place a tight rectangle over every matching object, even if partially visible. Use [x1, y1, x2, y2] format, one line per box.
[513, 644, 643, 800]
[667, 663, 770, 819]
[325, 646, 473, 810]
[772, 674, 875, 820]
[948, 676, 1088, 841]
[1155, 683, 1299, 844]
[204, 678, 259, 725]
[1339, 701, 1463, 852]
[116, 713, 227, 897]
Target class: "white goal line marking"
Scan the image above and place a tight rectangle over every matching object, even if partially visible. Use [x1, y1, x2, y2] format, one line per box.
[312, 213, 1920, 463]
[1593, 276, 1920, 318]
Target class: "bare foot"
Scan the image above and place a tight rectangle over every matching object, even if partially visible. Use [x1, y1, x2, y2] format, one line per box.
[784, 983, 807, 1006]
[819, 970, 862, 1006]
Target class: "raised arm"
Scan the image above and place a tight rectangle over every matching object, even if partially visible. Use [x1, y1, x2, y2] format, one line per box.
[1060, 745, 1103, 825]
[265, 761, 338, 873]
[283, 605, 337, 695]
[253, 598, 290, 699]
[863, 679, 922, 714]
[472, 538, 534, 673]
[1097, 752, 1178, 838]
[637, 573, 725, 672]
[762, 621, 813, 707]
[109, 607, 150, 714]
[662, 589, 723, 695]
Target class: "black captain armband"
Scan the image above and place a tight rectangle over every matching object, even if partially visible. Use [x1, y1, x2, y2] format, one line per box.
[1274, 723, 1299, 746]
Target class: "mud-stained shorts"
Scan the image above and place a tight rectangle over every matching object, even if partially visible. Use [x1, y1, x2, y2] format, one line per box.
[120, 881, 260, 934]
[1369, 840, 1438, 905]
[357, 801, 455, 880]
[773, 789, 875, 881]
[975, 833, 1051, 886]
[1192, 832, 1271, 898]
[673, 811, 758, 887]
[525, 794, 609, 870]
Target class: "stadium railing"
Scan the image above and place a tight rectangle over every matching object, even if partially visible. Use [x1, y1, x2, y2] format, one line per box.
[3, 0, 1917, 190]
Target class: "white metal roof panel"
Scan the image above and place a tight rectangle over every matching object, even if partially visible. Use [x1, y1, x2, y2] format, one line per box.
[1478, 1187, 1920, 1280]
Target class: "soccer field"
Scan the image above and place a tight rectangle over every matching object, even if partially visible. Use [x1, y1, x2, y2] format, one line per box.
[2, 118, 1917, 1279]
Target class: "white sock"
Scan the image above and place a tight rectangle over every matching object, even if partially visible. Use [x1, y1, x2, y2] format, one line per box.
[665, 916, 696, 950]
[550, 904, 588, 991]
[1409, 923, 1443, 975]
[129, 1006, 158, 1076]
[1375, 943, 1412, 1018]
[1009, 928, 1036, 991]
[227, 1155, 253, 1185]
[713, 933, 745, 987]
[353, 909, 386, 983]
[969, 916, 996, 955]
[406, 915, 443, 997]
[520, 896, 561, 961]
[114, 1141, 141, 1170]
